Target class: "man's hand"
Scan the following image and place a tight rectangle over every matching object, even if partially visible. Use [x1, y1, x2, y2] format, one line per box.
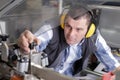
[17, 30, 40, 53]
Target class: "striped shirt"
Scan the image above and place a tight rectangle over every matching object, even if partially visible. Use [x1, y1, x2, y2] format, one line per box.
[34, 24, 120, 76]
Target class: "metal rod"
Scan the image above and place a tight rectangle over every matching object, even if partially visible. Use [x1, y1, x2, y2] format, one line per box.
[84, 69, 103, 77]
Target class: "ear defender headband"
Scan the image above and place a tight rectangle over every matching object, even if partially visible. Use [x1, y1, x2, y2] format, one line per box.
[60, 4, 96, 38]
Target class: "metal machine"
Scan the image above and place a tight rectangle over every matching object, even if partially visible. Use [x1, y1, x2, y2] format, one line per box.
[0, 41, 50, 80]
[0, 0, 120, 80]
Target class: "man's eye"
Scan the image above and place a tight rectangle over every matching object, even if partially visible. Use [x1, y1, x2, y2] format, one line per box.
[65, 24, 70, 27]
[76, 28, 83, 32]
[76, 28, 81, 31]
[77, 28, 80, 31]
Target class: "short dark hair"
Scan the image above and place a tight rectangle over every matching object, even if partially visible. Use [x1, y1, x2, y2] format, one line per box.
[65, 4, 92, 25]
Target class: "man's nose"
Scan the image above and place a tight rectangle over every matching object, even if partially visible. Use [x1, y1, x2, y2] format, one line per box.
[69, 29, 75, 36]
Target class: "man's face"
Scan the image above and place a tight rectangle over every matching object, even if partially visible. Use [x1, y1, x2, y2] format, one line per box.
[64, 16, 89, 45]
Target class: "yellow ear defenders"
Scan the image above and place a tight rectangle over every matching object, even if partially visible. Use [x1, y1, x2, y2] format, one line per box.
[60, 13, 66, 29]
[85, 10, 96, 38]
[60, 8, 68, 29]
[60, 6, 96, 38]
[85, 23, 96, 38]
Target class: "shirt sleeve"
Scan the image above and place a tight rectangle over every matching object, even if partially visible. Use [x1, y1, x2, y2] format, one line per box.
[95, 31, 120, 71]
[34, 24, 53, 52]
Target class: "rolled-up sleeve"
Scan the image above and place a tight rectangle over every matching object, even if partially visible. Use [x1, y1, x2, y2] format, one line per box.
[95, 32, 120, 71]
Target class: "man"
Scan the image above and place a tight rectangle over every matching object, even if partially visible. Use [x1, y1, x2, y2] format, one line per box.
[18, 4, 120, 77]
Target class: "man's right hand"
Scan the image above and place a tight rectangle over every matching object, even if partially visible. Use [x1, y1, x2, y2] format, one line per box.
[17, 30, 40, 54]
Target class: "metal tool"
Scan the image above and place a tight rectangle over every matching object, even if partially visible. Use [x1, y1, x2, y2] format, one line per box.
[0, 35, 9, 62]
[28, 42, 37, 74]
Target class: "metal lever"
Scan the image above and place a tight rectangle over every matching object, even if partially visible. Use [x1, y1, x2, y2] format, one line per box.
[28, 42, 37, 74]
[0, 35, 9, 62]
[29, 42, 37, 50]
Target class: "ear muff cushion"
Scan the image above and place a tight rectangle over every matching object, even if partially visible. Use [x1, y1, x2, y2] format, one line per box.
[86, 23, 96, 38]
[60, 14, 66, 29]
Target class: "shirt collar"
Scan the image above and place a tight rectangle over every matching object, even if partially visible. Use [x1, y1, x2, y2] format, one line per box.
[69, 38, 85, 47]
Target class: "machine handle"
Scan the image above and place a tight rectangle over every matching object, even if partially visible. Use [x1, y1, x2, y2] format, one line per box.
[29, 42, 37, 50]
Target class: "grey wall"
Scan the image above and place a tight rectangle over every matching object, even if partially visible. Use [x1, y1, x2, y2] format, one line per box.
[99, 7, 120, 48]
